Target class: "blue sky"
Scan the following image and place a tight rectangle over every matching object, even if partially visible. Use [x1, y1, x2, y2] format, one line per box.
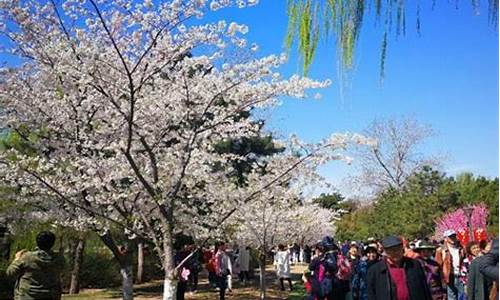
[207, 0, 499, 194]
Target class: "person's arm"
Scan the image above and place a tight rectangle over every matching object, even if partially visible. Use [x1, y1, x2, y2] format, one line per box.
[6, 250, 27, 278]
[477, 253, 499, 281]
[434, 247, 443, 266]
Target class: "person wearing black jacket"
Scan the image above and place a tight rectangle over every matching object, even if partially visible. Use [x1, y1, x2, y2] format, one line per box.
[367, 235, 432, 300]
[467, 238, 498, 299]
[477, 238, 499, 282]
[309, 236, 341, 300]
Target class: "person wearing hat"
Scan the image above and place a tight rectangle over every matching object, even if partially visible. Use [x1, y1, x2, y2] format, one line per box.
[366, 235, 432, 300]
[435, 230, 466, 300]
[415, 240, 446, 300]
[402, 237, 419, 259]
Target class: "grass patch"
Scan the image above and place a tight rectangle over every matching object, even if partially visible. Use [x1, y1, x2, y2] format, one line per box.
[62, 289, 116, 299]
[288, 283, 306, 300]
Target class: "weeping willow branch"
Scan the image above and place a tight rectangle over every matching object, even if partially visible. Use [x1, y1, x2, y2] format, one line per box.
[285, 0, 498, 79]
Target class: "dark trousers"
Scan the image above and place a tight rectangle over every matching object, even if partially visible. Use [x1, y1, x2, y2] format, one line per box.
[176, 280, 187, 300]
[329, 279, 349, 300]
[188, 271, 198, 291]
[216, 275, 227, 300]
[239, 271, 250, 282]
[280, 277, 293, 291]
[208, 271, 217, 287]
[329, 293, 346, 300]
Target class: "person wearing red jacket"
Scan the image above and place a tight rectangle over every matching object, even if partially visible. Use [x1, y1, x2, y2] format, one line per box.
[204, 246, 217, 288]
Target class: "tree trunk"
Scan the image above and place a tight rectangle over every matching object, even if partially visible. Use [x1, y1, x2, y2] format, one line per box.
[69, 238, 85, 294]
[162, 277, 177, 300]
[120, 265, 134, 300]
[160, 223, 177, 300]
[136, 242, 144, 284]
[258, 254, 266, 300]
[99, 232, 135, 300]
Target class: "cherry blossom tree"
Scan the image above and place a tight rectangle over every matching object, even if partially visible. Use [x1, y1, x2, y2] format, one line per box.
[0, 1, 375, 299]
[230, 200, 337, 299]
[226, 154, 340, 299]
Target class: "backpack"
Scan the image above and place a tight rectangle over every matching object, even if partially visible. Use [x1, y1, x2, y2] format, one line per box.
[313, 264, 333, 298]
[336, 253, 353, 281]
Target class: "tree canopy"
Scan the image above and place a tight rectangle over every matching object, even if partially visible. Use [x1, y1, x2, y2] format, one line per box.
[335, 166, 499, 241]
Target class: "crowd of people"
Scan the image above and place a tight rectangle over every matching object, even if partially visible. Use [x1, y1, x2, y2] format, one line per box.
[174, 241, 254, 300]
[4, 230, 499, 300]
[299, 231, 498, 300]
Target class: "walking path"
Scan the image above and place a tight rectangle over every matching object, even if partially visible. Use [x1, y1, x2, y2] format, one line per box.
[62, 264, 307, 300]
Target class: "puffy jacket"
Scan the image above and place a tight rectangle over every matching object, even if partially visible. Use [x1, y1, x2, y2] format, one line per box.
[6, 249, 65, 300]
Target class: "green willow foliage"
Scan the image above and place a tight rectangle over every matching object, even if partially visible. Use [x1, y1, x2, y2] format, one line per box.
[285, 0, 499, 78]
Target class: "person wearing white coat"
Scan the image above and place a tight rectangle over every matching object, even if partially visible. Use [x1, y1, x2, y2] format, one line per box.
[237, 246, 251, 284]
[274, 244, 293, 291]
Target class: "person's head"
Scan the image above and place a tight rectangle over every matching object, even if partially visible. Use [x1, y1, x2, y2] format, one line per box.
[466, 241, 481, 257]
[385, 245, 404, 264]
[36, 231, 56, 251]
[479, 239, 488, 252]
[376, 241, 384, 253]
[321, 236, 335, 251]
[315, 243, 324, 254]
[414, 240, 436, 259]
[381, 236, 404, 264]
[349, 245, 358, 257]
[278, 244, 285, 251]
[215, 241, 225, 251]
[421, 249, 433, 258]
[484, 240, 493, 253]
[365, 246, 379, 261]
[443, 230, 459, 247]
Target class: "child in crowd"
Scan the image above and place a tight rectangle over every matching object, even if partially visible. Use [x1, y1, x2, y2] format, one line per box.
[303, 270, 321, 300]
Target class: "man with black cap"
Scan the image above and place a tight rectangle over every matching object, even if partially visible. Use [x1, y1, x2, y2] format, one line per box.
[366, 235, 432, 300]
